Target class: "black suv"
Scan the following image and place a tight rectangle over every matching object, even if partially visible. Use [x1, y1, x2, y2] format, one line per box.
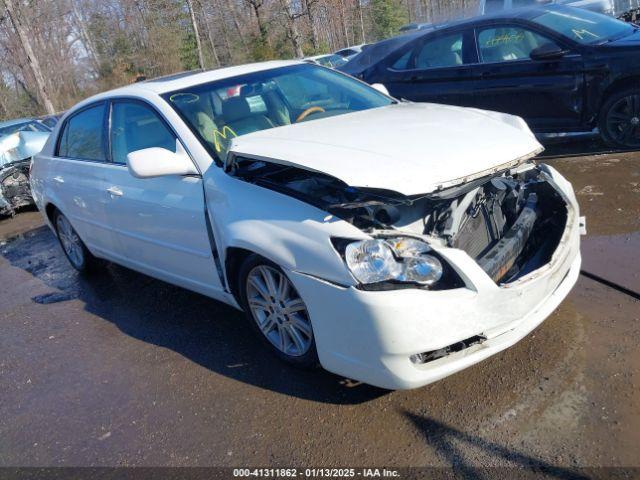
[340, 5, 640, 148]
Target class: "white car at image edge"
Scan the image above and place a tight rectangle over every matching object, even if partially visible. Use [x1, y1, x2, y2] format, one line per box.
[30, 60, 582, 390]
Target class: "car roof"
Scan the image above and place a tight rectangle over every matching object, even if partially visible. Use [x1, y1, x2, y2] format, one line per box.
[399, 4, 571, 34]
[80, 60, 303, 103]
[445, 3, 570, 26]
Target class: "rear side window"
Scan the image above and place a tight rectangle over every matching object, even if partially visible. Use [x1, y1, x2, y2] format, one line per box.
[414, 33, 464, 69]
[57, 103, 106, 161]
[110, 101, 176, 165]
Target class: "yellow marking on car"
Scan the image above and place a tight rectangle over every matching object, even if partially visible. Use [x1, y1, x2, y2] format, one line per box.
[571, 29, 599, 40]
[213, 126, 238, 152]
[485, 32, 525, 47]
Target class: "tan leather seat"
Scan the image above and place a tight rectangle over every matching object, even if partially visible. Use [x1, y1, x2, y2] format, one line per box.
[222, 97, 274, 136]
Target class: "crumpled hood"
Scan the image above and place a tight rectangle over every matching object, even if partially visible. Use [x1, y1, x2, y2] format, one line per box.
[0, 131, 50, 167]
[229, 102, 543, 196]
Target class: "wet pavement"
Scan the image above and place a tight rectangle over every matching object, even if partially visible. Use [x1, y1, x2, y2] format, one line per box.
[0, 145, 638, 472]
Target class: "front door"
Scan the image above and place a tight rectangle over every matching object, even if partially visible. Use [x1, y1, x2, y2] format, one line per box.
[471, 24, 585, 132]
[102, 99, 222, 297]
[379, 30, 479, 107]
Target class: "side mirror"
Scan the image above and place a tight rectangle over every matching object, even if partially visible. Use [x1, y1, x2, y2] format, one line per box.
[530, 43, 569, 61]
[371, 83, 391, 96]
[126, 141, 198, 179]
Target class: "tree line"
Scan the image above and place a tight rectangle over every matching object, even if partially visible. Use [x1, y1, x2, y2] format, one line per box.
[0, 0, 476, 121]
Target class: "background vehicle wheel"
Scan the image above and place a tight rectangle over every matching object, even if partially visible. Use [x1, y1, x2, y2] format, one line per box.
[238, 255, 319, 368]
[599, 88, 640, 149]
[53, 210, 100, 273]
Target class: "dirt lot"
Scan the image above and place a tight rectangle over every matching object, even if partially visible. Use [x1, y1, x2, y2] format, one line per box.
[0, 146, 638, 475]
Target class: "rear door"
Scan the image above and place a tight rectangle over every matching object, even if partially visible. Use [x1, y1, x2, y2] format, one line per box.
[52, 102, 114, 255]
[374, 29, 479, 107]
[471, 22, 585, 131]
[101, 99, 222, 297]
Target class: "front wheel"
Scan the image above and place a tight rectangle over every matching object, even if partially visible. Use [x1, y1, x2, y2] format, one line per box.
[599, 88, 640, 149]
[238, 255, 319, 368]
[54, 210, 100, 273]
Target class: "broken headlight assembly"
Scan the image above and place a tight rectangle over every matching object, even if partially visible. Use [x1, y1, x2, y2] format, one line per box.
[333, 237, 464, 290]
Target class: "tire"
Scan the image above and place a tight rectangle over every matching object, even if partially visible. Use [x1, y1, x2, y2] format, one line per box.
[238, 254, 319, 368]
[599, 88, 640, 149]
[53, 210, 101, 273]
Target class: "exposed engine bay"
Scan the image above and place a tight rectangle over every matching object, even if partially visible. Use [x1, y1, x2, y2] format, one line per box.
[230, 156, 568, 284]
[0, 162, 32, 216]
[0, 131, 48, 216]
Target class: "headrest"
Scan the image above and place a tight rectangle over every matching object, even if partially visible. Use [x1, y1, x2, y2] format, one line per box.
[222, 97, 251, 121]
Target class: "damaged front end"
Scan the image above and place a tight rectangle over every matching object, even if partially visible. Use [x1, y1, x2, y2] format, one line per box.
[0, 131, 49, 216]
[230, 156, 568, 286]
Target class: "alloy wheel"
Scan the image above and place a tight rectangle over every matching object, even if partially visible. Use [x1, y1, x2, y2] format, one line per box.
[56, 214, 84, 269]
[246, 265, 313, 357]
[605, 93, 640, 148]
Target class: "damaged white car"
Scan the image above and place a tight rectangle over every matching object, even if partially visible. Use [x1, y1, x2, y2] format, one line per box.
[31, 61, 581, 389]
[0, 129, 49, 216]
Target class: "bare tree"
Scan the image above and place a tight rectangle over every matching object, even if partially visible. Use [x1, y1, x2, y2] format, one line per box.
[2, 0, 55, 114]
[186, 0, 205, 68]
[199, 0, 221, 66]
[244, 0, 268, 45]
[302, 0, 319, 51]
[279, 0, 304, 58]
[356, 0, 365, 43]
[71, 0, 100, 72]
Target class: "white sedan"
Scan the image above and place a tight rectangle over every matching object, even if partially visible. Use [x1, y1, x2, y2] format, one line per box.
[30, 61, 581, 390]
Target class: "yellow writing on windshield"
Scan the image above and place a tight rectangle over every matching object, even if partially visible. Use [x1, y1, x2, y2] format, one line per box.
[571, 28, 599, 40]
[213, 126, 238, 152]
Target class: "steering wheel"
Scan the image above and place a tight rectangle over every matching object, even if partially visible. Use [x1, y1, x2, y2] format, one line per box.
[296, 106, 325, 123]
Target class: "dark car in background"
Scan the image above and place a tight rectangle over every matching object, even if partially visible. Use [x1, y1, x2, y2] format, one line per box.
[341, 5, 640, 148]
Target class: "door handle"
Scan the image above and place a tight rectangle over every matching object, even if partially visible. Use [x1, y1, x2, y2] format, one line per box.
[53, 175, 64, 183]
[106, 186, 123, 197]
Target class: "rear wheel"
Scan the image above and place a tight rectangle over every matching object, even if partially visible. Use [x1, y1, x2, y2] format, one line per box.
[238, 255, 318, 368]
[599, 88, 640, 149]
[54, 210, 100, 272]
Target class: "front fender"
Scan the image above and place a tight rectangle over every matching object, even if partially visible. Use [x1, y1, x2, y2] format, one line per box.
[204, 168, 367, 287]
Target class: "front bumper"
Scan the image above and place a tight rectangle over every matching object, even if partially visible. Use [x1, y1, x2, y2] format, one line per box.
[287, 166, 582, 390]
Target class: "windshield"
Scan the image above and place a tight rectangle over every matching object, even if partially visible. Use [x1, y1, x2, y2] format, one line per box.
[0, 120, 50, 136]
[532, 8, 633, 44]
[163, 64, 393, 161]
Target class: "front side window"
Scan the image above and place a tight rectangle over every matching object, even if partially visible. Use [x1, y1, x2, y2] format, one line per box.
[478, 26, 556, 63]
[57, 103, 106, 161]
[110, 101, 176, 164]
[163, 64, 393, 159]
[414, 33, 464, 69]
[532, 8, 633, 44]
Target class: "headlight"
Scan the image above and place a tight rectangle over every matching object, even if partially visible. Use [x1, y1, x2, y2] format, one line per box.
[343, 237, 443, 286]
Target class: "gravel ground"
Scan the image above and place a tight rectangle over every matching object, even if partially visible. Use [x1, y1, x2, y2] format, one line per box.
[0, 147, 638, 475]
